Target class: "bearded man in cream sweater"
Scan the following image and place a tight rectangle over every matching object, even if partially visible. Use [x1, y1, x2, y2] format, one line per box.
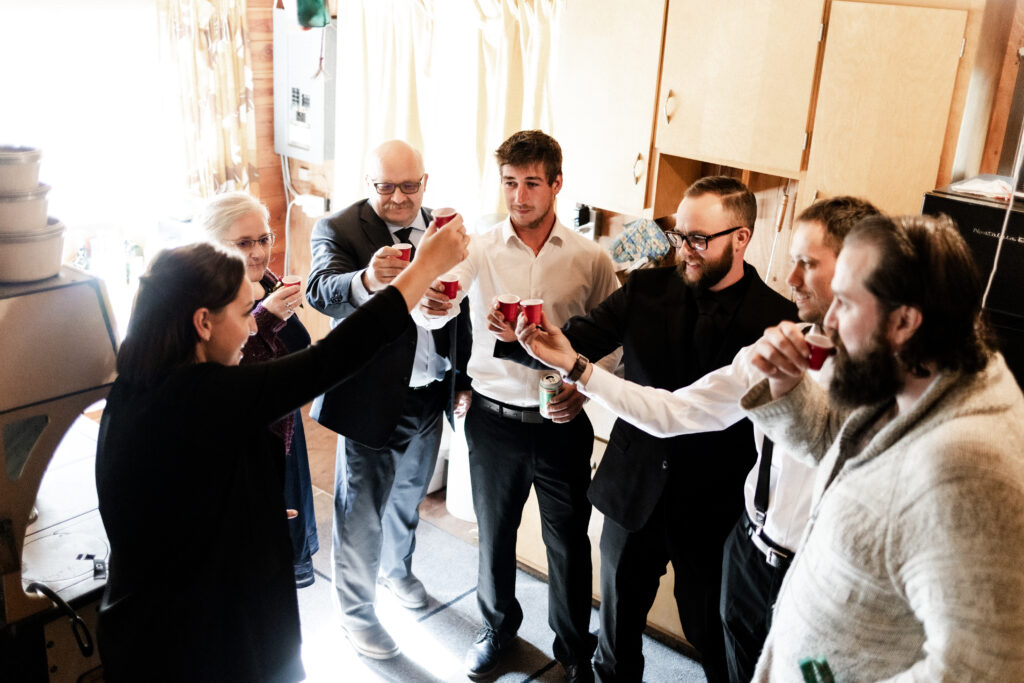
[741, 213, 1024, 681]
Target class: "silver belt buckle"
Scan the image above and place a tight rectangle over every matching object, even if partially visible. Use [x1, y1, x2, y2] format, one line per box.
[748, 524, 789, 567]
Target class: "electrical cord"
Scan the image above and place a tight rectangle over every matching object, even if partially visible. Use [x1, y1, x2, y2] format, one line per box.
[982, 95, 1024, 310]
[26, 582, 95, 658]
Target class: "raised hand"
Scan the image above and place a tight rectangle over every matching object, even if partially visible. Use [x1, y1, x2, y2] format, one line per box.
[363, 245, 410, 292]
[748, 320, 812, 398]
[515, 310, 577, 376]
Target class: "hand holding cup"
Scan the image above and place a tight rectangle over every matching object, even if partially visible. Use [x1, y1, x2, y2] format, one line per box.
[516, 310, 577, 377]
[432, 207, 457, 228]
[805, 333, 835, 371]
[263, 275, 304, 320]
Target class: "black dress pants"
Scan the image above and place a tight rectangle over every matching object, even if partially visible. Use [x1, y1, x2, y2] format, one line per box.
[719, 516, 789, 683]
[594, 489, 730, 683]
[464, 395, 597, 666]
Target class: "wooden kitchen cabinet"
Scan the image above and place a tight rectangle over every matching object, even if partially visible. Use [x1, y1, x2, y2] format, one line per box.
[655, 0, 825, 179]
[551, 0, 668, 217]
[799, 1, 967, 214]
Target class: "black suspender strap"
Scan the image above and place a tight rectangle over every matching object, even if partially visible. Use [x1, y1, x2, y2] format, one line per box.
[753, 437, 773, 527]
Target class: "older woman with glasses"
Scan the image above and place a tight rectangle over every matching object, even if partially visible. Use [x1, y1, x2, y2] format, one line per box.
[199, 192, 317, 588]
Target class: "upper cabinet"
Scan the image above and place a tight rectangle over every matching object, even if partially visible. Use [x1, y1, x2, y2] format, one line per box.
[655, 0, 825, 179]
[551, 0, 668, 217]
[800, 2, 966, 214]
[552, 0, 1007, 223]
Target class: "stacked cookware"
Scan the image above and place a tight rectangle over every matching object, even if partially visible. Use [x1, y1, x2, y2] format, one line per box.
[0, 146, 65, 283]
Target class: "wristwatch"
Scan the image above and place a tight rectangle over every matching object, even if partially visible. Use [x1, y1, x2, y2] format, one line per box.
[565, 353, 589, 383]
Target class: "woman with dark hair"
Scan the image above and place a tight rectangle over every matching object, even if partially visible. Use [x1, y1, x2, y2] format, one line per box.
[200, 192, 319, 588]
[95, 218, 468, 682]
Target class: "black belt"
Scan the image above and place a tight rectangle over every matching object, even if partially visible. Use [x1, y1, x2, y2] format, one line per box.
[741, 513, 793, 570]
[474, 393, 544, 424]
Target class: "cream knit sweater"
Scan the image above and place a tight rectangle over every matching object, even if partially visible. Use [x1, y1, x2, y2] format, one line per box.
[741, 354, 1024, 682]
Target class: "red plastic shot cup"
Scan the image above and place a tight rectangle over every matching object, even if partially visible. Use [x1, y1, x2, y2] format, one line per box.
[521, 299, 544, 326]
[280, 274, 301, 288]
[497, 294, 520, 322]
[433, 207, 456, 228]
[806, 333, 835, 371]
[395, 243, 413, 261]
[440, 275, 459, 299]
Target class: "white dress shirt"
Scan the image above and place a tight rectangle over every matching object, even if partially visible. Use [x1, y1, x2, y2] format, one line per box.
[413, 217, 620, 406]
[350, 211, 448, 387]
[579, 342, 830, 551]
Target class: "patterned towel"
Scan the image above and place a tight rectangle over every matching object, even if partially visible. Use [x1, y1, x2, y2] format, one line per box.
[609, 217, 672, 264]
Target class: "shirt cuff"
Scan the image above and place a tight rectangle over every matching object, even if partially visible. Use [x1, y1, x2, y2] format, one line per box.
[349, 268, 373, 305]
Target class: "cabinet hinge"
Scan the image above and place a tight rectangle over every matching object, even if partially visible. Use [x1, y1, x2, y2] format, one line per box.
[960, 37, 965, 59]
[803, 132, 809, 151]
[818, 23, 824, 43]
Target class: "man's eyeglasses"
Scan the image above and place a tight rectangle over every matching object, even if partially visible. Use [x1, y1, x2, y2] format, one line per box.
[371, 176, 425, 195]
[224, 233, 276, 251]
[665, 226, 744, 252]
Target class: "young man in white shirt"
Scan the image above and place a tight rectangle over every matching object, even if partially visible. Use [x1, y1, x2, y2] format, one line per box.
[415, 130, 619, 682]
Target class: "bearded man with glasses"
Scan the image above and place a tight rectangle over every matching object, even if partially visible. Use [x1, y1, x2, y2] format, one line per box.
[306, 140, 472, 660]
[494, 175, 797, 682]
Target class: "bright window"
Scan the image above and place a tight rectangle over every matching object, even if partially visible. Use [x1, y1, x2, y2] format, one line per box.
[0, 0, 188, 333]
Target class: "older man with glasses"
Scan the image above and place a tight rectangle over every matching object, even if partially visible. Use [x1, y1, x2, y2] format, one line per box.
[306, 139, 473, 659]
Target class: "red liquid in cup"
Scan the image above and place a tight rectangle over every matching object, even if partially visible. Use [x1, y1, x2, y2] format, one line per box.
[433, 207, 456, 228]
[440, 277, 459, 299]
[498, 294, 520, 322]
[395, 243, 412, 261]
[521, 299, 543, 325]
[806, 333, 835, 371]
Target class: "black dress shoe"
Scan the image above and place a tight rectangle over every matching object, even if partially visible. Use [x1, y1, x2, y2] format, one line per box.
[465, 627, 515, 679]
[564, 662, 595, 683]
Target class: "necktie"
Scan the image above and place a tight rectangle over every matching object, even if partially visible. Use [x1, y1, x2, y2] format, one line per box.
[394, 226, 416, 259]
[693, 294, 720, 370]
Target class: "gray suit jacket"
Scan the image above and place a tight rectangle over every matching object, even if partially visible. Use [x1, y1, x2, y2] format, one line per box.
[305, 199, 471, 447]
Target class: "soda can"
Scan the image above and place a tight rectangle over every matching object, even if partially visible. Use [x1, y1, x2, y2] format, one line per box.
[539, 373, 562, 419]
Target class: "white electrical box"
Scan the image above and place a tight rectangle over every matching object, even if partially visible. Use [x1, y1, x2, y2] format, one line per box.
[273, 9, 336, 164]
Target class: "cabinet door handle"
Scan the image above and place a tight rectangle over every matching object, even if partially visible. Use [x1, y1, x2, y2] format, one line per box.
[633, 154, 646, 185]
[664, 89, 676, 124]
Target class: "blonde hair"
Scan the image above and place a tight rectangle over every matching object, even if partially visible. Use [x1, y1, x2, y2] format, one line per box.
[197, 191, 269, 241]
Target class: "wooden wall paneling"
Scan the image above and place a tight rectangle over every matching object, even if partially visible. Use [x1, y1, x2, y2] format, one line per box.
[801, 2, 967, 215]
[746, 174, 798, 297]
[980, 1, 1024, 175]
[945, 0, 1014, 182]
[248, 2, 287, 274]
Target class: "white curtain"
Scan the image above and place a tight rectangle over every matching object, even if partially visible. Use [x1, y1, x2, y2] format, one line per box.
[334, 0, 563, 229]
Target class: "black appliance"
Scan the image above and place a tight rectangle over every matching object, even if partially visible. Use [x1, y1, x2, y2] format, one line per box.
[922, 185, 1024, 387]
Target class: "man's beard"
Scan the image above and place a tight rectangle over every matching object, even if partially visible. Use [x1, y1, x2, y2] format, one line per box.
[677, 246, 734, 291]
[829, 328, 903, 409]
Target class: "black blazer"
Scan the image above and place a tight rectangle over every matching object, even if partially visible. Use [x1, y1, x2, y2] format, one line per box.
[518, 263, 797, 537]
[305, 199, 472, 448]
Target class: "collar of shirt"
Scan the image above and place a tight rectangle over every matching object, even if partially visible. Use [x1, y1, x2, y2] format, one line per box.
[499, 216, 566, 251]
[694, 262, 753, 318]
[386, 211, 427, 240]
